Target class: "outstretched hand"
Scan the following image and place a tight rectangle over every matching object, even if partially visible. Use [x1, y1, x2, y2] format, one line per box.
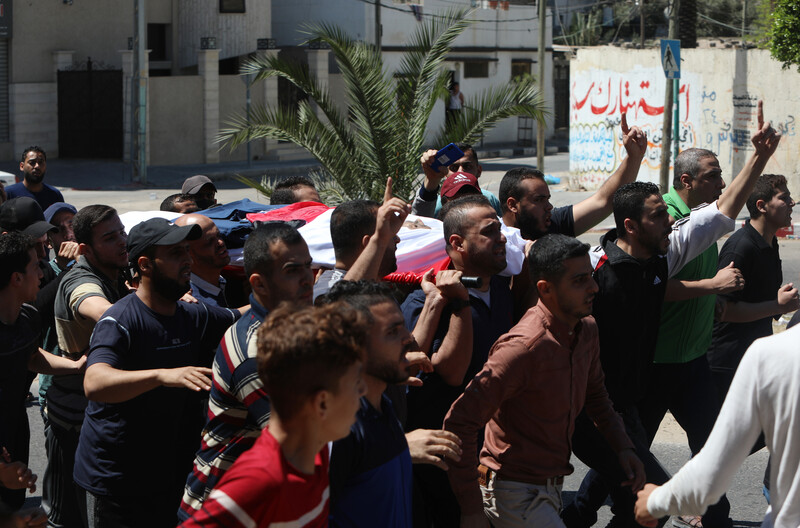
[751, 100, 781, 158]
[621, 113, 647, 161]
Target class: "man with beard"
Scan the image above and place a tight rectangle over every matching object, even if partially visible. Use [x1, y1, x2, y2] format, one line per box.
[175, 214, 231, 308]
[401, 194, 512, 526]
[178, 222, 315, 521]
[73, 218, 242, 528]
[44, 205, 129, 528]
[564, 109, 782, 528]
[444, 234, 643, 528]
[313, 178, 409, 299]
[499, 114, 646, 241]
[6, 146, 64, 211]
[320, 280, 420, 528]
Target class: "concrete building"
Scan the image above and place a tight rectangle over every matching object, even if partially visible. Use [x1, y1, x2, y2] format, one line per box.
[273, 0, 555, 148]
[1, 0, 553, 166]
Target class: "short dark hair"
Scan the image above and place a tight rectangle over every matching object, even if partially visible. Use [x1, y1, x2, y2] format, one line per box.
[160, 193, 197, 212]
[746, 174, 788, 218]
[21, 146, 46, 163]
[318, 279, 398, 322]
[271, 176, 317, 206]
[456, 143, 479, 165]
[72, 205, 118, 246]
[499, 167, 545, 213]
[257, 302, 367, 418]
[613, 182, 661, 236]
[672, 148, 716, 189]
[440, 194, 492, 249]
[0, 232, 35, 290]
[528, 234, 590, 284]
[243, 222, 305, 276]
[330, 200, 379, 262]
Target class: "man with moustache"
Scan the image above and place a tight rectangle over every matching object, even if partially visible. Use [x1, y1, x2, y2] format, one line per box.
[175, 214, 231, 308]
[444, 234, 643, 528]
[564, 110, 782, 528]
[499, 114, 646, 242]
[6, 146, 64, 211]
[73, 218, 242, 528]
[401, 194, 512, 526]
[178, 222, 315, 521]
[44, 205, 129, 528]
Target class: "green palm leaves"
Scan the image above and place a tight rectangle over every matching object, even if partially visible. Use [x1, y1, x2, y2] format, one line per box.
[221, 7, 546, 202]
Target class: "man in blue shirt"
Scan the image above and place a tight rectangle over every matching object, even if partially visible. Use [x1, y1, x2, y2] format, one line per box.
[6, 146, 64, 212]
[73, 218, 242, 528]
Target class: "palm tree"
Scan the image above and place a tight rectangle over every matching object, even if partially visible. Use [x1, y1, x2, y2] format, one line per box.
[220, 7, 547, 202]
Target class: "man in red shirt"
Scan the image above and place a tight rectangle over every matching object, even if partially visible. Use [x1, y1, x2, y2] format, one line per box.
[180, 302, 368, 527]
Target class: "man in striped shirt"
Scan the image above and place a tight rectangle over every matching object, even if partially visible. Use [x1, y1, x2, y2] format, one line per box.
[178, 222, 314, 521]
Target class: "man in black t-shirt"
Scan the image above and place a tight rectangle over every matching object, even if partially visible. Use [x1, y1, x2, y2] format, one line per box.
[73, 218, 243, 528]
[499, 114, 647, 242]
[708, 174, 799, 400]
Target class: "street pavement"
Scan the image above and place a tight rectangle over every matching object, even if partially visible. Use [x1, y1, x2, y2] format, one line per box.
[18, 150, 793, 525]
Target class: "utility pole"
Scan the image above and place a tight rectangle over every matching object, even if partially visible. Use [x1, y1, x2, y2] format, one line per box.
[133, 0, 147, 184]
[375, 0, 381, 50]
[536, 0, 546, 170]
[640, 0, 645, 48]
[659, 0, 679, 191]
[741, 0, 747, 40]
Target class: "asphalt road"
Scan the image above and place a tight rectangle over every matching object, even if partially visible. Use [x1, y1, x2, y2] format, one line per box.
[19, 151, 793, 525]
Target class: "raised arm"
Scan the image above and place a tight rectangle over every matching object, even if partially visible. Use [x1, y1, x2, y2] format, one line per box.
[344, 177, 410, 282]
[716, 101, 781, 219]
[663, 262, 744, 302]
[572, 113, 646, 234]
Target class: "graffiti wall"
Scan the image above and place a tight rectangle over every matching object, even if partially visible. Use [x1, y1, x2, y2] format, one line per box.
[570, 48, 800, 192]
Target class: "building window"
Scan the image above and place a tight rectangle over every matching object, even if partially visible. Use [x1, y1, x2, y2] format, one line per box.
[219, 0, 245, 13]
[464, 61, 489, 78]
[511, 59, 532, 80]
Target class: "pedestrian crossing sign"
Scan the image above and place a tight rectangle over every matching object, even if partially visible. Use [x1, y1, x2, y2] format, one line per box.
[661, 39, 681, 79]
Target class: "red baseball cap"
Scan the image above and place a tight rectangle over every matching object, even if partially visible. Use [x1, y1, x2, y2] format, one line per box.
[441, 172, 480, 198]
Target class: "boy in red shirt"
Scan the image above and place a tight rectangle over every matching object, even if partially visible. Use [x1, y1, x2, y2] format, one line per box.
[180, 302, 368, 527]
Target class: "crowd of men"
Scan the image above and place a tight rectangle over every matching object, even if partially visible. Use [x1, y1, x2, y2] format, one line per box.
[0, 104, 798, 528]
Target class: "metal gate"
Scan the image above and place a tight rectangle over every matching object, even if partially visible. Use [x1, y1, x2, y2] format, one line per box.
[57, 58, 123, 158]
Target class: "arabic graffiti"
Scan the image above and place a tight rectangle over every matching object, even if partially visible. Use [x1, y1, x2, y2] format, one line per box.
[570, 68, 701, 184]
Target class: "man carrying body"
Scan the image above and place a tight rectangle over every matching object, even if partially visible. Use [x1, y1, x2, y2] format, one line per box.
[401, 194, 513, 525]
[43, 205, 129, 527]
[178, 222, 315, 521]
[174, 214, 231, 308]
[6, 147, 64, 211]
[181, 175, 217, 210]
[444, 234, 643, 528]
[565, 111, 781, 528]
[313, 178, 409, 299]
[73, 218, 241, 527]
[270, 176, 322, 205]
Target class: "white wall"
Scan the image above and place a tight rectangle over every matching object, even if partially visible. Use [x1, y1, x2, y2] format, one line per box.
[569, 47, 799, 193]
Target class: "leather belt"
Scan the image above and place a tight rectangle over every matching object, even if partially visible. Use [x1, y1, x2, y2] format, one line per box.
[478, 464, 564, 487]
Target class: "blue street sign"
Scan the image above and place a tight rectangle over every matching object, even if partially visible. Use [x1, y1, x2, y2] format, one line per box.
[661, 39, 680, 79]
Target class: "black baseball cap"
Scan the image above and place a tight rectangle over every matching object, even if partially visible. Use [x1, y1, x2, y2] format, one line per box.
[0, 197, 58, 238]
[127, 218, 202, 263]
